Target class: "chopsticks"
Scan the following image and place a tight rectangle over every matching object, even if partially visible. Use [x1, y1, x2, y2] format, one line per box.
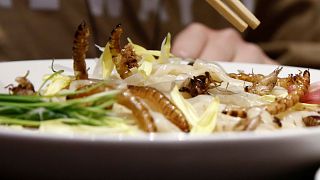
[206, 0, 260, 32]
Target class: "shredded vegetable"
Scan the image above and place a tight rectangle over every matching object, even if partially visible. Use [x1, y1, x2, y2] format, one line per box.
[191, 98, 220, 134]
[158, 33, 171, 64]
[100, 43, 115, 79]
[0, 90, 119, 127]
[170, 86, 221, 133]
[42, 73, 72, 96]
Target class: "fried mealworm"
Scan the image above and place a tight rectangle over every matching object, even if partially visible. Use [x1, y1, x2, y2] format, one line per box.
[109, 24, 140, 79]
[117, 89, 157, 132]
[128, 85, 190, 132]
[265, 70, 310, 115]
[229, 71, 264, 82]
[73, 21, 90, 80]
[303, 116, 320, 127]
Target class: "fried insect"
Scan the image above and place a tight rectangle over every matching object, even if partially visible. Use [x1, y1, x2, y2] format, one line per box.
[73, 21, 90, 80]
[224, 70, 311, 131]
[273, 117, 282, 128]
[6, 71, 35, 95]
[67, 83, 113, 99]
[109, 24, 122, 56]
[222, 108, 247, 118]
[109, 24, 141, 79]
[128, 85, 190, 132]
[303, 115, 320, 127]
[227, 70, 310, 115]
[265, 70, 310, 115]
[229, 68, 296, 91]
[245, 67, 282, 96]
[117, 90, 157, 132]
[229, 71, 264, 82]
[179, 72, 220, 98]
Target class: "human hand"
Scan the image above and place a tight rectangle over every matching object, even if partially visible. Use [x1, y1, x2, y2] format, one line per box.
[172, 23, 278, 65]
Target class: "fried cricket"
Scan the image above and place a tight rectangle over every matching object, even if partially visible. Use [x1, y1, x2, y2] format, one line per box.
[179, 72, 220, 98]
[224, 70, 311, 131]
[6, 71, 35, 95]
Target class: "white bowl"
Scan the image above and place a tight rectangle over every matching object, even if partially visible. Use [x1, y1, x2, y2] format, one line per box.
[0, 59, 319, 179]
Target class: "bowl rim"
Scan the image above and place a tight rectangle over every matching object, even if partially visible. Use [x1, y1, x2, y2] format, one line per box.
[0, 59, 319, 144]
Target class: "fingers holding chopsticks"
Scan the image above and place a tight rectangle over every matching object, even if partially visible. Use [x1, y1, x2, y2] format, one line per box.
[224, 0, 260, 29]
[172, 23, 278, 64]
[172, 23, 241, 60]
[206, 0, 260, 32]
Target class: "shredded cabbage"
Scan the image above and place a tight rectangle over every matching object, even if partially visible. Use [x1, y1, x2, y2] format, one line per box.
[128, 38, 156, 77]
[191, 97, 220, 134]
[43, 74, 72, 96]
[128, 38, 174, 58]
[128, 38, 158, 58]
[158, 33, 171, 64]
[100, 43, 115, 79]
[170, 86, 220, 134]
[260, 95, 276, 103]
[170, 86, 198, 126]
[138, 61, 153, 77]
[292, 103, 320, 111]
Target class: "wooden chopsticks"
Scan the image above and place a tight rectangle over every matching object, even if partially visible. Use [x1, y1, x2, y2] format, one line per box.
[206, 0, 260, 32]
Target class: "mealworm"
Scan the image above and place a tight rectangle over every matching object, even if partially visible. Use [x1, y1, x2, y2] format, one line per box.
[303, 116, 320, 127]
[73, 21, 90, 80]
[117, 89, 157, 132]
[128, 85, 190, 132]
[109, 24, 140, 79]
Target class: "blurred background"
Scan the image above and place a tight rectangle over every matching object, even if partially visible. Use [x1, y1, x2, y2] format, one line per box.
[0, 0, 319, 68]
